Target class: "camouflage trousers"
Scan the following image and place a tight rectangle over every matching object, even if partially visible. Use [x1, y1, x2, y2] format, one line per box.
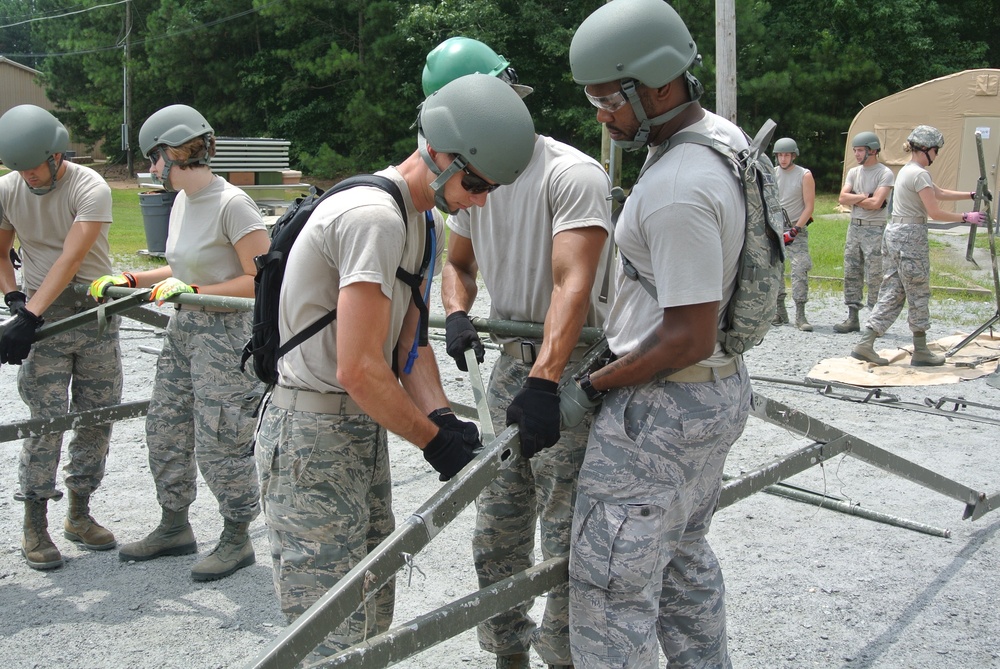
[866, 223, 932, 335]
[474, 353, 588, 665]
[256, 402, 395, 656]
[17, 303, 122, 501]
[569, 362, 751, 669]
[776, 226, 812, 305]
[145, 310, 260, 521]
[843, 223, 885, 310]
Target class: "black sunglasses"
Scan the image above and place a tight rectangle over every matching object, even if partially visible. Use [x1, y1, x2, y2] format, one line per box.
[460, 165, 500, 194]
[147, 147, 165, 164]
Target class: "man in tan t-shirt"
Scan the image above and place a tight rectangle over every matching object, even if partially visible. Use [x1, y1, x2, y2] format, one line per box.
[0, 104, 122, 571]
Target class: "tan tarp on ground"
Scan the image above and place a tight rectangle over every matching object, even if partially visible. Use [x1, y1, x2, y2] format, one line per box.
[842, 69, 1000, 214]
[807, 333, 1000, 387]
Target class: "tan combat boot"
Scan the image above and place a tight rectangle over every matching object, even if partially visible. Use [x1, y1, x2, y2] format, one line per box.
[190, 519, 255, 582]
[496, 653, 531, 669]
[794, 302, 813, 332]
[771, 300, 789, 326]
[64, 490, 116, 550]
[910, 332, 945, 366]
[851, 327, 888, 365]
[119, 506, 197, 562]
[23, 499, 64, 570]
[833, 307, 860, 333]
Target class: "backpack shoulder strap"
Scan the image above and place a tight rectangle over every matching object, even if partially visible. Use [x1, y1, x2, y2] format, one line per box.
[274, 175, 408, 361]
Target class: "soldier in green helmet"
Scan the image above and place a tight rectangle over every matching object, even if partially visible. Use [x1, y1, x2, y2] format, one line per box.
[836, 131, 895, 333]
[852, 125, 983, 367]
[565, 0, 752, 666]
[428, 36, 613, 669]
[253, 73, 535, 659]
[772, 137, 816, 331]
[0, 104, 122, 571]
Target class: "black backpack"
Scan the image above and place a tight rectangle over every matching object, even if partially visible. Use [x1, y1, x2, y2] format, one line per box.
[240, 175, 428, 386]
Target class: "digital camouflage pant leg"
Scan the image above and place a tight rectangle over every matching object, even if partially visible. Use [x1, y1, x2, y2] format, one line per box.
[843, 224, 885, 310]
[144, 311, 260, 521]
[256, 403, 395, 656]
[776, 227, 812, 305]
[473, 353, 588, 665]
[569, 366, 751, 669]
[866, 223, 931, 336]
[17, 304, 122, 501]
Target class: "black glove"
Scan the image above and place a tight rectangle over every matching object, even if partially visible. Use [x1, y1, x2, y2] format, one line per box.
[0, 309, 44, 365]
[783, 227, 799, 246]
[429, 408, 483, 453]
[506, 377, 561, 459]
[445, 311, 484, 372]
[423, 425, 478, 482]
[4, 290, 27, 316]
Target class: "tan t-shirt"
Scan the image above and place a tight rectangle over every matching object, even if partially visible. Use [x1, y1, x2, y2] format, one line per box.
[276, 167, 442, 392]
[0, 161, 112, 291]
[844, 163, 895, 222]
[606, 112, 747, 365]
[165, 176, 264, 286]
[447, 135, 613, 338]
[891, 161, 933, 219]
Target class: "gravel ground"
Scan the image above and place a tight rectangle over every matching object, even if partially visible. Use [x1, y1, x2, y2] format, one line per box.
[2, 230, 1000, 668]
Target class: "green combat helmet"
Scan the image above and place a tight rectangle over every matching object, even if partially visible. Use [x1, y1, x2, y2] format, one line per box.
[138, 104, 214, 191]
[422, 36, 533, 98]
[0, 104, 70, 195]
[417, 73, 535, 214]
[569, 0, 703, 151]
[907, 125, 944, 149]
[852, 131, 880, 151]
[773, 137, 799, 155]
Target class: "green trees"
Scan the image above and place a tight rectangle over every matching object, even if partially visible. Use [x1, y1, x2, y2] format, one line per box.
[4, 0, 996, 184]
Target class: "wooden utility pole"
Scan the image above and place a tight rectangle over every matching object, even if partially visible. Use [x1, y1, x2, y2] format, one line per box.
[715, 0, 737, 123]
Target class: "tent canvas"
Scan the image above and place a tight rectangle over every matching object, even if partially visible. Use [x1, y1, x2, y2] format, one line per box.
[843, 69, 1000, 214]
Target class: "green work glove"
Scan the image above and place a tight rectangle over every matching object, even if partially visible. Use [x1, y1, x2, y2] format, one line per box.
[89, 273, 136, 300]
[149, 277, 199, 305]
[559, 374, 605, 429]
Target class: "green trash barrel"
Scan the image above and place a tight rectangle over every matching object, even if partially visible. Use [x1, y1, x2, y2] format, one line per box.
[138, 190, 178, 255]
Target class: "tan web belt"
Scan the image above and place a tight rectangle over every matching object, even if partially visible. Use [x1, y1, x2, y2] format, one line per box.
[271, 386, 365, 415]
[663, 357, 740, 383]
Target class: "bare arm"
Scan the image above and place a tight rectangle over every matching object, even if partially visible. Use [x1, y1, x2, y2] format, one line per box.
[794, 171, 815, 229]
[336, 281, 438, 449]
[918, 187, 966, 223]
[25, 220, 105, 315]
[589, 300, 720, 390]
[197, 229, 269, 298]
[858, 185, 892, 211]
[0, 228, 19, 295]
[839, 180, 865, 207]
[440, 232, 478, 315]
[530, 226, 608, 382]
[933, 185, 976, 202]
[396, 291, 451, 413]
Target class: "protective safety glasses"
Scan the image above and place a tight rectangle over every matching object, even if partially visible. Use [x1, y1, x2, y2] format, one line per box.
[460, 165, 500, 194]
[585, 87, 629, 113]
[147, 147, 166, 164]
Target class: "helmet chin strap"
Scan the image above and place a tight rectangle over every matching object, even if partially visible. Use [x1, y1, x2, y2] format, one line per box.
[613, 73, 704, 152]
[417, 134, 463, 214]
[158, 134, 213, 193]
[28, 155, 62, 196]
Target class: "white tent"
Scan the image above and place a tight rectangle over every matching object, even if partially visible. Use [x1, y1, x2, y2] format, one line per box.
[843, 69, 1000, 213]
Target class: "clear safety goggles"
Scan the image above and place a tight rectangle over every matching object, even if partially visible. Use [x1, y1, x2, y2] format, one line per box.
[585, 87, 629, 113]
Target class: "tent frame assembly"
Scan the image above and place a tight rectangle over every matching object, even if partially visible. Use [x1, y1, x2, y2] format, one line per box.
[2, 287, 996, 669]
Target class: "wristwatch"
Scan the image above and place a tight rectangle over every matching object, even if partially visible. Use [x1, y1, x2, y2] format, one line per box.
[578, 373, 607, 403]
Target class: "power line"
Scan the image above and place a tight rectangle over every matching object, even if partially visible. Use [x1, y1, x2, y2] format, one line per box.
[3, 0, 286, 58]
[0, 0, 128, 30]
